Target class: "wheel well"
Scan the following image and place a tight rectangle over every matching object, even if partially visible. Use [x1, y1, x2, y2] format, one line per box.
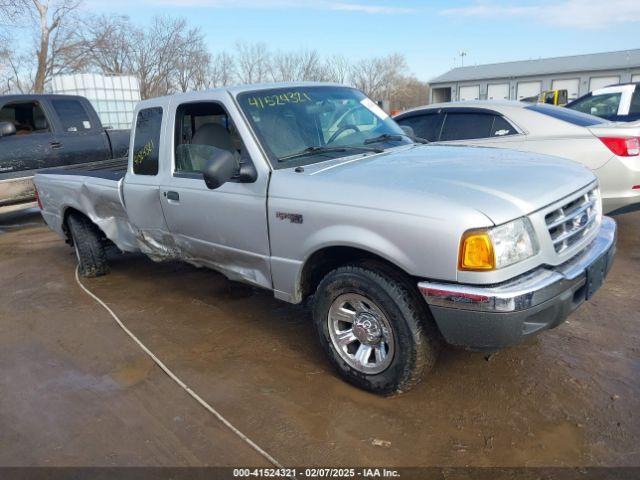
[62, 208, 105, 246]
[299, 246, 413, 302]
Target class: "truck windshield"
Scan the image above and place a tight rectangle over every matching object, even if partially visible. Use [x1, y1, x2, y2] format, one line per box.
[237, 86, 412, 167]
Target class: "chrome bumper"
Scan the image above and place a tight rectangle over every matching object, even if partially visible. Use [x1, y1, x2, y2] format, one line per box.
[418, 216, 617, 314]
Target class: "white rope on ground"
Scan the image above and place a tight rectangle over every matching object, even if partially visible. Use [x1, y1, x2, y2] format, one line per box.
[74, 265, 292, 474]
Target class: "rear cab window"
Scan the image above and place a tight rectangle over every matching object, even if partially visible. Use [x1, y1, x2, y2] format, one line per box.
[527, 104, 604, 126]
[132, 107, 163, 176]
[51, 99, 94, 132]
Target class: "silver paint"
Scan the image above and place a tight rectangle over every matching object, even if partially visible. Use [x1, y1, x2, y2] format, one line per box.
[34, 83, 600, 306]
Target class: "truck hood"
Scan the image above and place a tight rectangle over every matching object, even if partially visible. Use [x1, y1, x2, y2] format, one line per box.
[287, 144, 597, 225]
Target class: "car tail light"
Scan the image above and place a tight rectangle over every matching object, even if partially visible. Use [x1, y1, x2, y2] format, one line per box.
[599, 137, 640, 157]
[34, 187, 43, 209]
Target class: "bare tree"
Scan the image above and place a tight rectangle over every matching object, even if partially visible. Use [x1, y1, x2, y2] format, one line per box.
[350, 53, 407, 101]
[127, 16, 207, 98]
[78, 14, 134, 74]
[389, 76, 429, 112]
[297, 49, 324, 81]
[2, 3, 428, 101]
[0, 0, 83, 93]
[70, 13, 215, 95]
[1, 49, 30, 93]
[0, 44, 9, 84]
[174, 48, 210, 92]
[270, 49, 323, 82]
[210, 51, 235, 87]
[234, 41, 270, 84]
[0, 0, 26, 24]
[270, 50, 297, 82]
[23, 0, 83, 93]
[321, 54, 350, 84]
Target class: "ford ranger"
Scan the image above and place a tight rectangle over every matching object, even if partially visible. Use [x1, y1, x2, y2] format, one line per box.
[34, 83, 617, 394]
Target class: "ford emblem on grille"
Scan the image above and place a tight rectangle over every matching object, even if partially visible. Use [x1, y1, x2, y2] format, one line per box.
[574, 213, 589, 228]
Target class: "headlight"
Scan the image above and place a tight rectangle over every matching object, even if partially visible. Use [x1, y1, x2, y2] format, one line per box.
[459, 218, 539, 271]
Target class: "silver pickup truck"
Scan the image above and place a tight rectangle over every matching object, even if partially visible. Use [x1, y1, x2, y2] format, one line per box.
[34, 83, 617, 394]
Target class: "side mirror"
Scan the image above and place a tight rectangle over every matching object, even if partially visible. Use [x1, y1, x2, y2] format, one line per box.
[202, 149, 239, 190]
[0, 121, 16, 137]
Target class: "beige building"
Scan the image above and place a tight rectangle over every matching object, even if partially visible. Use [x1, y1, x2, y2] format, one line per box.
[429, 49, 640, 104]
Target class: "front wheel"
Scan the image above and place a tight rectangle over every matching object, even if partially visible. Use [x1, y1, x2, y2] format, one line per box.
[312, 264, 439, 395]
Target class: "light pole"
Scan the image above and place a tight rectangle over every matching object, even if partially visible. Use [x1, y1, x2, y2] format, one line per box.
[459, 50, 467, 67]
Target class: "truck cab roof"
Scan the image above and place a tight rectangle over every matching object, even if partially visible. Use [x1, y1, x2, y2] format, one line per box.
[0, 93, 89, 103]
[135, 82, 345, 109]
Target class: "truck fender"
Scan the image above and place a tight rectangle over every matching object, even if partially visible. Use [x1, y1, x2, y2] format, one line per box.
[285, 225, 416, 303]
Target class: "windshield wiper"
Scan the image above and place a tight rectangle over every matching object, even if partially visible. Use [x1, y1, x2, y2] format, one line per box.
[279, 145, 383, 161]
[363, 133, 429, 145]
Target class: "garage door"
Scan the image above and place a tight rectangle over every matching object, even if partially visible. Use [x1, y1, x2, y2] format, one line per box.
[589, 76, 620, 91]
[517, 81, 541, 100]
[459, 85, 480, 101]
[632, 74, 640, 83]
[487, 84, 510, 100]
[552, 79, 580, 100]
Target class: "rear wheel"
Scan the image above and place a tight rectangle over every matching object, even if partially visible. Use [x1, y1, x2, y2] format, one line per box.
[67, 213, 109, 278]
[312, 264, 439, 395]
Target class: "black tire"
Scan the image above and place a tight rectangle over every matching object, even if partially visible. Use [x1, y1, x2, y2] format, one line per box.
[67, 213, 109, 278]
[312, 263, 439, 395]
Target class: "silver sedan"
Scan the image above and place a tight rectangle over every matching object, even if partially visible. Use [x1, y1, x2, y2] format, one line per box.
[394, 101, 640, 214]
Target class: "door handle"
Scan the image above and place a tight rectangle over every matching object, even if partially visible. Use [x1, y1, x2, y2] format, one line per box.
[165, 191, 180, 201]
[50, 141, 62, 149]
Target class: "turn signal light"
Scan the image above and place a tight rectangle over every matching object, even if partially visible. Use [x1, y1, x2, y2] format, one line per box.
[459, 231, 495, 271]
[599, 137, 640, 157]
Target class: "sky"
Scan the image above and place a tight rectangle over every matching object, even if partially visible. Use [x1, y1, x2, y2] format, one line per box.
[84, 0, 640, 81]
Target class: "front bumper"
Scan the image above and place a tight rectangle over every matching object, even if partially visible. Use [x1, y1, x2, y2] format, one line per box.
[418, 216, 617, 351]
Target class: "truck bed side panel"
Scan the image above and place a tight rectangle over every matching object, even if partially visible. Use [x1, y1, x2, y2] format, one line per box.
[34, 173, 139, 253]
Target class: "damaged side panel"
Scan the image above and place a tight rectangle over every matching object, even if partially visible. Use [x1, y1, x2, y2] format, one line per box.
[36, 173, 186, 262]
[35, 174, 139, 252]
[119, 181, 182, 262]
[170, 233, 272, 289]
[35, 172, 272, 289]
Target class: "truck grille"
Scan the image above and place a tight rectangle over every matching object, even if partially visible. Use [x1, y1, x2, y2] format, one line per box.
[545, 188, 599, 254]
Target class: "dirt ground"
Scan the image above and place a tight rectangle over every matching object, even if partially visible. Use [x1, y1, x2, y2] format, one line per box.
[0, 207, 638, 468]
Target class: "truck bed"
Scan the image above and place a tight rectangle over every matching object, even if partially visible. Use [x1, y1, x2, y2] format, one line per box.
[34, 156, 140, 254]
[38, 157, 128, 181]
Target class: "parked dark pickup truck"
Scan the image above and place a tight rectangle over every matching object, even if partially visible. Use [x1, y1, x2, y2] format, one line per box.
[0, 94, 129, 206]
